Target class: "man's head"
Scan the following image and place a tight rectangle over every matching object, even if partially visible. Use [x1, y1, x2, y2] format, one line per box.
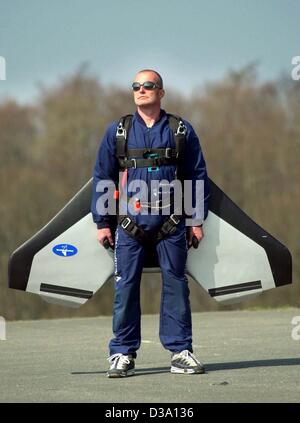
[132, 69, 165, 109]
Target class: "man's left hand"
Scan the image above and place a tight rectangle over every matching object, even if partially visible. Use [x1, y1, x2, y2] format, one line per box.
[187, 226, 204, 247]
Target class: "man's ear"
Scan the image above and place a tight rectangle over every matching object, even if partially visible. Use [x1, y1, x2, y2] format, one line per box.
[159, 89, 165, 99]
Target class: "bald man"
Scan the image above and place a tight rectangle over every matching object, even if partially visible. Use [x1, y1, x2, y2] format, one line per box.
[91, 69, 209, 377]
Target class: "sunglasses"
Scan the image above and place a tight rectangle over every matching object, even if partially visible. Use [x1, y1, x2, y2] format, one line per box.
[132, 81, 162, 91]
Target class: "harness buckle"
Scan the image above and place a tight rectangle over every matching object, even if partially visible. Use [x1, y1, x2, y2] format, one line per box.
[148, 166, 159, 172]
[116, 123, 127, 139]
[170, 214, 180, 225]
[148, 156, 159, 172]
[175, 121, 187, 136]
[121, 217, 131, 229]
[131, 158, 137, 169]
[165, 148, 172, 159]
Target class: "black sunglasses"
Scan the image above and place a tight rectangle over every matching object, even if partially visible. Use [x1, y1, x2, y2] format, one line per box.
[132, 81, 161, 91]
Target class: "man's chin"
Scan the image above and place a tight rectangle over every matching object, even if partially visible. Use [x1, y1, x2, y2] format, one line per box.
[136, 100, 154, 108]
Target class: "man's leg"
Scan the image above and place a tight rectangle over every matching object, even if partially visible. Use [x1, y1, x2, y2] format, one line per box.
[108, 226, 145, 358]
[156, 222, 193, 353]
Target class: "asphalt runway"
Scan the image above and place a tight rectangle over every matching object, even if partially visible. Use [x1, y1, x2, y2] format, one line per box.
[1, 308, 300, 403]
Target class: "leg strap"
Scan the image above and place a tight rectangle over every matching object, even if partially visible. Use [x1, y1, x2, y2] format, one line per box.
[118, 214, 182, 245]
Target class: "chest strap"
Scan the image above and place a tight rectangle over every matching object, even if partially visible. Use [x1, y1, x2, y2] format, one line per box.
[127, 147, 178, 158]
[116, 114, 186, 172]
[119, 156, 178, 169]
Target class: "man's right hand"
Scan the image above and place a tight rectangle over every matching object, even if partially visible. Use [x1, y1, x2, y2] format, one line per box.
[97, 228, 114, 247]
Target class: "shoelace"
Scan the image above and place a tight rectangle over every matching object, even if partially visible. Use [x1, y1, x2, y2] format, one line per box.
[174, 350, 201, 366]
[107, 353, 131, 369]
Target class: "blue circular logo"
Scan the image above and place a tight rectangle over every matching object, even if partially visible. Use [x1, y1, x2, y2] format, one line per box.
[52, 244, 78, 257]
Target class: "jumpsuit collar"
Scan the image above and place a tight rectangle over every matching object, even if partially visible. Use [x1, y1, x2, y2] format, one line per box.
[134, 109, 167, 128]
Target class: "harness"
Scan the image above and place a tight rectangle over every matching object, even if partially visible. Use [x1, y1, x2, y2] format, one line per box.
[115, 113, 187, 246]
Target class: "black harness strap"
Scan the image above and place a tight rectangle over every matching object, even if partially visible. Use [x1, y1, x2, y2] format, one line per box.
[126, 147, 178, 158]
[116, 114, 133, 159]
[116, 113, 186, 170]
[115, 113, 187, 245]
[118, 215, 151, 244]
[118, 214, 182, 245]
[167, 114, 186, 181]
[156, 214, 181, 242]
[119, 156, 178, 169]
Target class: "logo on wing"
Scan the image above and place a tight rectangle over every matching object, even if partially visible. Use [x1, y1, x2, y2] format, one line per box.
[52, 244, 78, 257]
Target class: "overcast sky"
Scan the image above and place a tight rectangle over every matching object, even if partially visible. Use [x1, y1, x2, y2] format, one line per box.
[0, 0, 299, 103]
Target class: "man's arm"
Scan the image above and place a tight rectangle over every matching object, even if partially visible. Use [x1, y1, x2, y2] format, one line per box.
[181, 121, 210, 244]
[91, 123, 119, 244]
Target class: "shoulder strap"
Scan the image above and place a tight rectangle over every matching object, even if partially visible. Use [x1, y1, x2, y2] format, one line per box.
[167, 114, 187, 158]
[167, 113, 187, 182]
[116, 114, 133, 158]
[116, 113, 187, 169]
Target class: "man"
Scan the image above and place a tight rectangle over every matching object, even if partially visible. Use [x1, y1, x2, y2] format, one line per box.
[91, 69, 210, 377]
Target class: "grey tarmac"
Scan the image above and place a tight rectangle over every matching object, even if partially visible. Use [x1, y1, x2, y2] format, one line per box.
[0, 308, 300, 403]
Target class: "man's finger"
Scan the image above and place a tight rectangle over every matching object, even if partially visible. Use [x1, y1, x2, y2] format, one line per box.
[97, 229, 113, 246]
[192, 236, 199, 249]
[103, 238, 110, 249]
[99, 237, 105, 246]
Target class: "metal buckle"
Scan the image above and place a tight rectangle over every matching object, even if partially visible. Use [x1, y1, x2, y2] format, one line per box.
[121, 217, 131, 229]
[165, 148, 172, 159]
[148, 156, 159, 172]
[116, 123, 127, 139]
[131, 158, 137, 169]
[175, 121, 187, 136]
[170, 214, 180, 225]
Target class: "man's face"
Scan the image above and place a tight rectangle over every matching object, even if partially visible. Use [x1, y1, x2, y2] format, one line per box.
[132, 71, 164, 108]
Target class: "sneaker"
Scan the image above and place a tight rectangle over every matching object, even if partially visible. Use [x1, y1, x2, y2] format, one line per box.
[171, 350, 205, 374]
[107, 353, 135, 378]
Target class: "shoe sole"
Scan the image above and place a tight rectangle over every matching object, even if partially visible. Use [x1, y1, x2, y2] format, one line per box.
[171, 366, 205, 374]
[107, 370, 135, 378]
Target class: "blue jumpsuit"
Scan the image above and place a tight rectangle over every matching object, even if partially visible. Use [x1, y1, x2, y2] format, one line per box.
[91, 110, 209, 357]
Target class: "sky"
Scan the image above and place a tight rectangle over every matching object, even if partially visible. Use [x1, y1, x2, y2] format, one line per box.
[0, 0, 299, 103]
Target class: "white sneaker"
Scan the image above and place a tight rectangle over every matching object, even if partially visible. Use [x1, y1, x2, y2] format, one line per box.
[171, 350, 205, 374]
[107, 353, 135, 378]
